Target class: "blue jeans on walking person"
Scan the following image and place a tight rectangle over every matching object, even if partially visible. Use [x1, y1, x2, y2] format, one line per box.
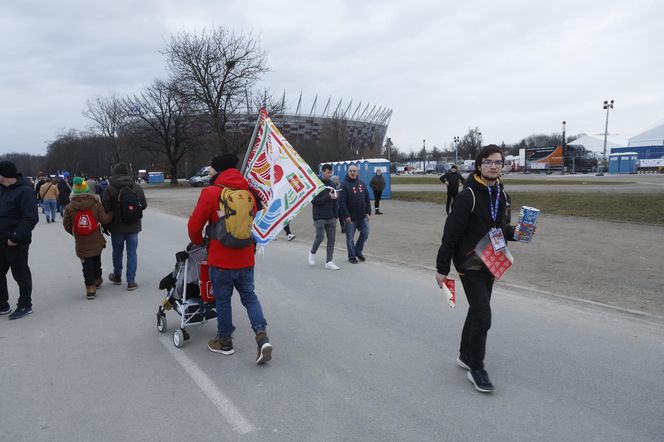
[111, 233, 138, 283]
[209, 266, 267, 338]
[345, 217, 369, 259]
[43, 199, 57, 221]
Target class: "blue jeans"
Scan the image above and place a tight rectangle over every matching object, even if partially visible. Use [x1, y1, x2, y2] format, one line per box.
[345, 217, 369, 259]
[209, 266, 267, 338]
[111, 233, 138, 283]
[43, 199, 57, 221]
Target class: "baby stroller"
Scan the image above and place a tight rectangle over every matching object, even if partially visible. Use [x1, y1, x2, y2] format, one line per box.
[157, 243, 216, 348]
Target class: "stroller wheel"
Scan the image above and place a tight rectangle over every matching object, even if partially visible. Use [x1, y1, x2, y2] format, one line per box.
[173, 329, 185, 348]
[157, 313, 167, 333]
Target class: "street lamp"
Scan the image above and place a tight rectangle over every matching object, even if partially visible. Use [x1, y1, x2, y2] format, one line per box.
[453, 136, 460, 165]
[598, 99, 614, 176]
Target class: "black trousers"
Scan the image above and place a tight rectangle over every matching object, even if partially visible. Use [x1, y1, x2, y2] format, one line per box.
[459, 271, 495, 370]
[81, 255, 102, 286]
[446, 189, 458, 215]
[0, 242, 32, 309]
[373, 189, 383, 209]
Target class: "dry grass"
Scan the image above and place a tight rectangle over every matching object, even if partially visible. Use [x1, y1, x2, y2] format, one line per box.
[391, 191, 664, 225]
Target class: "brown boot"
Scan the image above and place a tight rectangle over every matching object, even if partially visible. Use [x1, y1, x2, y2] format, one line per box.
[255, 331, 272, 365]
[86, 285, 96, 300]
[95, 276, 103, 288]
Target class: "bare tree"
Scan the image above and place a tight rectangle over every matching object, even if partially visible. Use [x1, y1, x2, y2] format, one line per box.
[164, 27, 269, 153]
[123, 79, 198, 184]
[82, 93, 128, 163]
[459, 127, 483, 160]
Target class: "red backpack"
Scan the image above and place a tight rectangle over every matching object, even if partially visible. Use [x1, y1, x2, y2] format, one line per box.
[73, 209, 99, 236]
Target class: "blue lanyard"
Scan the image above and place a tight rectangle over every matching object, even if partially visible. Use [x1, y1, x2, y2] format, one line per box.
[487, 185, 500, 226]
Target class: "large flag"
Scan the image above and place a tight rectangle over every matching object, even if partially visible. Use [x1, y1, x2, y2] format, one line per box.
[243, 108, 324, 247]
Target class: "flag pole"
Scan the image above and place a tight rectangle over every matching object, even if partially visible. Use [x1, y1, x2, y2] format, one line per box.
[240, 108, 263, 175]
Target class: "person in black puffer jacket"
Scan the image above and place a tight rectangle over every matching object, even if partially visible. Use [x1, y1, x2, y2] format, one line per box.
[308, 164, 340, 270]
[435, 145, 517, 394]
[0, 161, 39, 319]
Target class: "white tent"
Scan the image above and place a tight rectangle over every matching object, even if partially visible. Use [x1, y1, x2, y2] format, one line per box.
[628, 121, 664, 147]
[566, 134, 627, 153]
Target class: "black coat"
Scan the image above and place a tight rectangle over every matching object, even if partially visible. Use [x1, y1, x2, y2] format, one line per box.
[436, 174, 515, 276]
[369, 174, 385, 192]
[311, 177, 339, 220]
[0, 175, 39, 244]
[440, 170, 465, 190]
[57, 179, 71, 206]
[102, 175, 147, 234]
[339, 176, 371, 221]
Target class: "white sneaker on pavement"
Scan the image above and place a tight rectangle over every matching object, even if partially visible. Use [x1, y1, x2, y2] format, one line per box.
[287, 233, 296, 241]
[325, 261, 340, 270]
[308, 252, 316, 266]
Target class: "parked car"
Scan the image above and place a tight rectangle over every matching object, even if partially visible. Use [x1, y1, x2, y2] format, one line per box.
[189, 167, 211, 187]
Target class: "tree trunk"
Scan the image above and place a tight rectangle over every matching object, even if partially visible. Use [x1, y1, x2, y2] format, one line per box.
[170, 165, 179, 184]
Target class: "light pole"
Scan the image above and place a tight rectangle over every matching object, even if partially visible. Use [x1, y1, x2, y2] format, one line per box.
[598, 100, 614, 176]
[454, 136, 460, 165]
[561, 121, 566, 175]
[422, 139, 426, 173]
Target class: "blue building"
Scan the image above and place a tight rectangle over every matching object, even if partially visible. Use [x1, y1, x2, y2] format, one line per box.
[611, 122, 664, 160]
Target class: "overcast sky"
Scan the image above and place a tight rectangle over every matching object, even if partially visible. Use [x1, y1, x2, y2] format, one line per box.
[1, 0, 662, 156]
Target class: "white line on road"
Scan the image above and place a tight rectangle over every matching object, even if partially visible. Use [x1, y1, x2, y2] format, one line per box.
[160, 337, 256, 435]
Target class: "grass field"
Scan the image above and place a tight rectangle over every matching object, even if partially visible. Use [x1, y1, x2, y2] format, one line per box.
[391, 191, 664, 225]
[391, 176, 632, 186]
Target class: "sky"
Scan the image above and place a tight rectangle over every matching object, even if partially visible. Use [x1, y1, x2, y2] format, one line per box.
[1, 0, 663, 156]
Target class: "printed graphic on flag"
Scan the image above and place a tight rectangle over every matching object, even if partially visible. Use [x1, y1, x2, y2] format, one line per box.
[244, 108, 324, 246]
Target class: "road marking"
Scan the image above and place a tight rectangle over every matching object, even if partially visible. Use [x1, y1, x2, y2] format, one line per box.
[160, 337, 256, 435]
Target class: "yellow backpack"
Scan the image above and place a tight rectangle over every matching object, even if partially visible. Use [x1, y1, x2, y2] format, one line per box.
[206, 186, 256, 248]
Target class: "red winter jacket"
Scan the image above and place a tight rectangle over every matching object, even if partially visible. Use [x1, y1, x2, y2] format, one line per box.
[187, 169, 257, 269]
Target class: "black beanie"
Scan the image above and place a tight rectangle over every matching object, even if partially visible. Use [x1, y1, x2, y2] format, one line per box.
[112, 163, 129, 175]
[0, 161, 18, 178]
[210, 154, 239, 173]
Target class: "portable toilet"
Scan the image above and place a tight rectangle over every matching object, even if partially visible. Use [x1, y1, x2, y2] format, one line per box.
[148, 171, 164, 184]
[619, 153, 638, 174]
[608, 154, 620, 174]
[321, 159, 391, 200]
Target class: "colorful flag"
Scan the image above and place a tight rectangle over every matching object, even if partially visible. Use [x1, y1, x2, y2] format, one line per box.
[244, 108, 324, 247]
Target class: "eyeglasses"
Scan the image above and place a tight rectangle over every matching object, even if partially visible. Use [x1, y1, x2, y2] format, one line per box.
[481, 160, 504, 167]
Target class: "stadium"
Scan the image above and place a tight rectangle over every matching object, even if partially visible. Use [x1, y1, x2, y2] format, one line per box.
[226, 94, 393, 159]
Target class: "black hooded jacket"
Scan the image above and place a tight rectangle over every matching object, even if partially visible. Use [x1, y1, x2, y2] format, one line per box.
[0, 175, 39, 244]
[436, 173, 515, 276]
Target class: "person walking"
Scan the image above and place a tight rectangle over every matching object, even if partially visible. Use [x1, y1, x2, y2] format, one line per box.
[63, 177, 113, 300]
[439, 165, 466, 215]
[187, 154, 272, 365]
[339, 165, 371, 264]
[435, 145, 516, 393]
[369, 169, 386, 215]
[0, 161, 39, 319]
[39, 176, 59, 223]
[34, 176, 46, 214]
[102, 163, 147, 291]
[308, 163, 340, 270]
[56, 176, 71, 218]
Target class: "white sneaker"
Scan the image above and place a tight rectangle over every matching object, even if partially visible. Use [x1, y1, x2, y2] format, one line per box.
[308, 252, 316, 266]
[325, 261, 340, 270]
[287, 233, 296, 241]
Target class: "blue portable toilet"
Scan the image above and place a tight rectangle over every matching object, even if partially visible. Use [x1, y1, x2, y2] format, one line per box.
[321, 159, 391, 200]
[608, 155, 620, 174]
[619, 153, 638, 174]
[148, 171, 164, 184]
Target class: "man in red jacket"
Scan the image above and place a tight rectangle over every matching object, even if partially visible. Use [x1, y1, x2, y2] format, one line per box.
[188, 154, 272, 365]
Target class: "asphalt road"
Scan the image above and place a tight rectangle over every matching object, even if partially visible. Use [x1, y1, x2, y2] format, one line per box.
[1, 210, 663, 441]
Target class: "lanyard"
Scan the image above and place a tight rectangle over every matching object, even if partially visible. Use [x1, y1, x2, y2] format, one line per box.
[487, 185, 500, 226]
